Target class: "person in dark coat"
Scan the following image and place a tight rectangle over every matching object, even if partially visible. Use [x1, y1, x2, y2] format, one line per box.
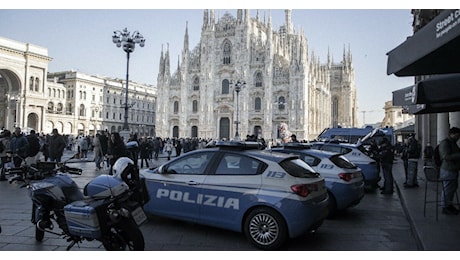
[10, 127, 29, 167]
[378, 138, 394, 195]
[107, 132, 127, 175]
[48, 128, 66, 163]
[139, 137, 151, 168]
[174, 138, 182, 157]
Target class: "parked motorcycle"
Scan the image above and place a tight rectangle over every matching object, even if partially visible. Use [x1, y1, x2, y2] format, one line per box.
[6, 154, 149, 251]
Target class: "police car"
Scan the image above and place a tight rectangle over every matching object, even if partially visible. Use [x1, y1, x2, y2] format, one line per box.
[310, 141, 380, 191]
[141, 141, 329, 250]
[271, 143, 365, 216]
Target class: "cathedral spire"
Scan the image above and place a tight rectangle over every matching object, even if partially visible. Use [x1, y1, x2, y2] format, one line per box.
[202, 9, 208, 30]
[184, 21, 189, 52]
[165, 43, 170, 78]
[159, 44, 165, 75]
[285, 9, 292, 34]
[210, 10, 215, 30]
[268, 10, 272, 28]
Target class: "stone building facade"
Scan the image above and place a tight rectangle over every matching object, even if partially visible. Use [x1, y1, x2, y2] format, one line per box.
[0, 36, 156, 136]
[156, 9, 357, 141]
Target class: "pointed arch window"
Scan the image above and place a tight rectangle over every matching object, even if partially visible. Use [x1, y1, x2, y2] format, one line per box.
[173, 101, 179, 114]
[222, 79, 230, 94]
[192, 100, 198, 113]
[255, 72, 263, 88]
[255, 97, 261, 112]
[223, 41, 231, 65]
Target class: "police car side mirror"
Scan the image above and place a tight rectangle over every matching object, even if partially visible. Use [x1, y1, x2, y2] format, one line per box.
[158, 165, 175, 174]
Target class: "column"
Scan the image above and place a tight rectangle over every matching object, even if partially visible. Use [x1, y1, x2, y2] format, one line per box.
[437, 113, 449, 144]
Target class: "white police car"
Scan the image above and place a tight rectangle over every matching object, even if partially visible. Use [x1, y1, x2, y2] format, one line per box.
[271, 143, 365, 216]
[141, 141, 329, 250]
[310, 141, 380, 191]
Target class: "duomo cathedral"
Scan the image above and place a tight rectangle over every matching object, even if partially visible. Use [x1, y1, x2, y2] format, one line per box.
[156, 9, 358, 141]
[0, 9, 357, 140]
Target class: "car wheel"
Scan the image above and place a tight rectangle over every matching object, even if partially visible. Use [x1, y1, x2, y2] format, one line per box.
[243, 207, 288, 250]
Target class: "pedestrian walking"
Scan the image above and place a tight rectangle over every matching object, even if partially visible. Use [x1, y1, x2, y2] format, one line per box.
[9, 127, 29, 167]
[139, 137, 151, 168]
[78, 135, 88, 160]
[106, 132, 127, 175]
[48, 128, 66, 163]
[92, 133, 103, 170]
[25, 129, 41, 165]
[439, 127, 460, 215]
[378, 138, 394, 195]
[174, 138, 182, 157]
[153, 137, 161, 160]
[404, 133, 421, 188]
[165, 139, 173, 160]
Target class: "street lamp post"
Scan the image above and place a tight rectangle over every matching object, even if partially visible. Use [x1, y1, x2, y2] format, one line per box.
[112, 28, 145, 131]
[231, 80, 246, 140]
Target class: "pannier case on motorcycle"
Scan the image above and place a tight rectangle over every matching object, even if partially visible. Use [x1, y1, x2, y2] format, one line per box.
[64, 199, 105, 238]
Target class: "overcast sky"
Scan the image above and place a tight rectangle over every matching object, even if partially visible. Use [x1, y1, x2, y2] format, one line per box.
[2, 1, 444, 126]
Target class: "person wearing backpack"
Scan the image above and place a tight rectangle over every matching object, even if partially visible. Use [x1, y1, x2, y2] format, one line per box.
[405, 133, 421, 188]
[439, 127, 460, 215]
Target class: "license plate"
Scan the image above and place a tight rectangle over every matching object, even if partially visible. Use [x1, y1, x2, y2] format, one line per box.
[131, 207, 147, 226]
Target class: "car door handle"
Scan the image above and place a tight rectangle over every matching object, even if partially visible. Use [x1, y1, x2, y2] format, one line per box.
[187, 181, 200, 185]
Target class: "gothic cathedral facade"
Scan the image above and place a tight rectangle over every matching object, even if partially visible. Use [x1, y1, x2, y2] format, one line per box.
[156, 9, 357, 141]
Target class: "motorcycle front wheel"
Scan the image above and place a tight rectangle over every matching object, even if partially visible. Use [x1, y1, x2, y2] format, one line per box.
[32, 204, 45, 242]
[102, 220, 144, 251]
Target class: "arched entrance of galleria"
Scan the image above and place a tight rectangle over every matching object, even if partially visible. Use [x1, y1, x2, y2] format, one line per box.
[1, 37, 51, 133]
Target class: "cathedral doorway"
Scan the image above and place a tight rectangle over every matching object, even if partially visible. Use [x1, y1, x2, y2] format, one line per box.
[172, 126, 179, 138]
[191, 126, 198, 138]
[253, 125, 262, 139]
[219, 117, 230, 140]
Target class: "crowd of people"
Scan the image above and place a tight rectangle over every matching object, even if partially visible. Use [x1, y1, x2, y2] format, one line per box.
[0, 127, 235, 178]
[368, 128, 460, 216]
[2, 126, 459, 216]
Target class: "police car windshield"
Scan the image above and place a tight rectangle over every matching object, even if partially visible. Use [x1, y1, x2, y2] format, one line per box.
[279, 158, 319, 178]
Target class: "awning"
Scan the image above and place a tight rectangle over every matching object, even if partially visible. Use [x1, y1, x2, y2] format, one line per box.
[387, 9, 460, 76]
[392, 73, 460, 114]
[394, 124, 415, 135]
